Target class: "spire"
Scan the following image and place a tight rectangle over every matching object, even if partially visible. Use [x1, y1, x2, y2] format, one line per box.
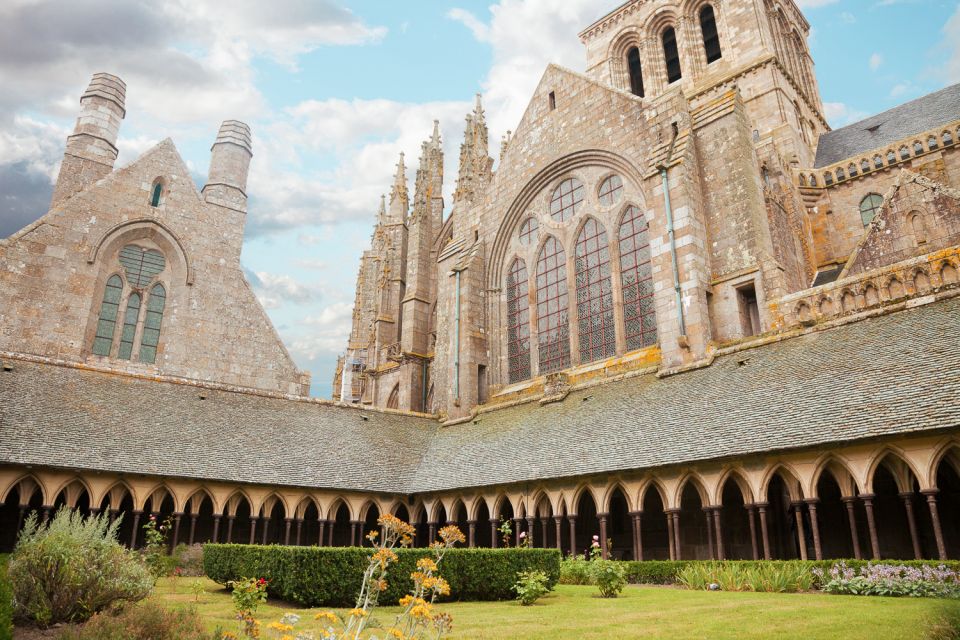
[454, 93, 493, 205]
[377, 194, 386, 223]
[431, 119, 441, 149]
[387, 152, 408, 221]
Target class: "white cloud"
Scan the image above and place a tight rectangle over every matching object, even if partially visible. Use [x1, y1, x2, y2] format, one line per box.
[823, 102, 869, 128]
[247, 270, 321, 309]
[945, 4, 960, 83]
[869, 53, 882, 71]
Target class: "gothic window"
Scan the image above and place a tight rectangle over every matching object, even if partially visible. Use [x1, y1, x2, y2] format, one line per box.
[887, 150, 897, 165]
[549, 178, 584, 222]
[92, 275, 124, 356]
[598, 175, 624, 206]
[506, 258, 531, 382]
[535, 236, 571, 374]
[945, 131, 955, 146]
[518, 217, 539, 246]
[150, 180, 163, 207]
[859, 193, 883, 227]
[861, 159, 871, 173]
[575, 219, 616, 364]
[619, 205, 657, 350]
[387, 384, 400, 410]
[120, 245, 166, 287]
[700, 5, 722, 63]
[138, 283, 166, 364]
[627, 46, 645, 97]
[913, 141, 924, 155]
[117, 293, 141, 360]
[662, 27, 682, 83]
[873, 155, 883, 169]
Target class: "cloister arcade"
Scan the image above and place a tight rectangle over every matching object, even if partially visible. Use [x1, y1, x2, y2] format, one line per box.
[2, 433, 958, 561]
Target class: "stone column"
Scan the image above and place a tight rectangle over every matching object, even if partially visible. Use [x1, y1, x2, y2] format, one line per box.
[295, 518, 304, 546]
[628, 511, 640, 561]
[673, 511, 682, 560]
[514, 518, 522, 547]
[899, 493, 922, 560]
[841, 497, 862, 560]
[427, 522, 437, 545]
[188, 514, 198, 546]
[467, 520, 477, 548]
[350, 521, 359, 547]
[226, 515, 235, 544]
[704, 508, 715, 560]
[490, 518, 499, 548]
[712, 507, 725, 560]
[283, 518, 293, 546]
[568, 516, 577, 558]
[318, 520, 326, 547]
[805, 499, 822, 561]
[540, 518, 549, 549]
[636, 512, 645, 561]
[212, 516, 221, 544]
[746, 505, 759, 560]
[791, 502, 808, 561]
[665, 510, 676, 560]
[261, 517, 270, 545]
[40, 506, 51, 526]
[598, 512, 609, 559]
[756, 502, 771, 560]
[554, 516, 563, 553]
[327, 520, 334, 547]
[247, 516, 257, 545]
[526, 516, 536, 547]
[130, 511, 142, 549]
[860, 494, 880, 560]
[171, 512, 183, 549]
[922, 490, 948, 561]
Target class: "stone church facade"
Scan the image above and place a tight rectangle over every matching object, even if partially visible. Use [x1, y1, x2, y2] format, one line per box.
[3, 0, 960, 563]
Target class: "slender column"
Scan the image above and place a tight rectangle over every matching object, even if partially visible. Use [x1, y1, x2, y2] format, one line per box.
[130, 511, 142, 548]
[704, 508, 716, 560]
[171, 512, 183, 549]
[212, 515, 221, 543]
[540, 518, 549, 549]
[554, 516, 563, 552]
[526, 516, 536, 547]
[712, 507, 725, 560]
[318, 520, 326, 547]
[860, 494, 880, 560]
[350, 521, 359, 547]
[14, 506, 25, 530]
[636, 512, 645, 561]
[665, 510, 676, 560]
[283, 518, 292, 546]
[791, 502, 808, 561]
[41, 506, 51, 525]
[805, 499, 822, 561]
[427, 521, 437, 545]
[598, 512, 609, 559]
[261, 517, 270, 545]
[899, 493, 922, 560]
[746, 505, 759, 560]
[627, 511, 639, 561]
[188, 514, 198, 546]
[568, 516, 577, 558]
[514, 518, 522, 547]
[226, 515, 235, 543]
[923, 490, 948, 560]
[841, 497, 862, 560]
[327, 520, 334, 547]
[756, 502, 771, 560]
[249, 517, 258, 545]
[490, 518, 499, 548]
[672, 511, 682, 560]
[467, 520, 477, 548]
[295, 518, 303, 546]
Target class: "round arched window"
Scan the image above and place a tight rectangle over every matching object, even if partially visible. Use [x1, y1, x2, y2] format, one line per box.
[518, 217, 539, 245]
[549, 178, 584, 222]
[859, 193, 884, 227]
[598, 175, 624, 206]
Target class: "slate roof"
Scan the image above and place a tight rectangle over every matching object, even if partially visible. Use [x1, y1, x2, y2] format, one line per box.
[814, 83, 960, 168]
[2, 297, 960, 495]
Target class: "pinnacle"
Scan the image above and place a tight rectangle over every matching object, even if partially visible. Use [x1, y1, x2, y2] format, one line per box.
[431, 119, 441, 147]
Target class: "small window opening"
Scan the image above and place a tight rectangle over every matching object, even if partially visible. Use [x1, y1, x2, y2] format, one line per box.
[150, 182, 163, 207]
[477, 365, 488, 404]
[548, 91, 556, 111]
[474, 229, 479, 241]
[913, 141, 924, 155]
[627, 47, 645, 97]
[662, 27, 682, 83]
[737, 283, 760, 338]
[700, 5, 722, 63]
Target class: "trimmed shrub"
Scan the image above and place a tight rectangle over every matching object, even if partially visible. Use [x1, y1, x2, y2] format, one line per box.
[9, 509, 154, 627]
[559, 558, 594, 585]
[204, 544, 560, 607]
[0, 555, 13, 640]
[622, 560, 691, 585]
[56, 601, 216, 640]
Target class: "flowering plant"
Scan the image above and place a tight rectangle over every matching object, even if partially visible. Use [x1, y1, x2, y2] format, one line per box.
[517, 531, 530, 549]
[814, 561, 960, 598]
[498, 519, 513, 548]
[228, 577, 268, 637]
[589, 535, 602, 561]
[142, 515, 172, 577]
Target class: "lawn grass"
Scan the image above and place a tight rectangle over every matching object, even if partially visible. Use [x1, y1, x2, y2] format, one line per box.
[151, 577, 958, 640]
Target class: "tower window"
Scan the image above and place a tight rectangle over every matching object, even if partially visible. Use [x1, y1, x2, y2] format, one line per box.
[548, 91, 556, 111]
[700, 5, 722, 63]
[662, 27, 682, 83]
[737, 283, 760, 337]
[627, 46, 645, 97]
[150, 181, 163, 207]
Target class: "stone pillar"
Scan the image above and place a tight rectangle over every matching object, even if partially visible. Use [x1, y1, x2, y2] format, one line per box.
[841, 497, 862, 560]
[704, 508, 715, 560]
[540, 518, 549, 549]
[526, 516, 536, 547]
[672, 511, 682, 561]
[171, 512, 183, 549]
[792, 502, 808, 561]
[130, 511, 142, 549]
[923, 490, 948, 561]
[490, 518, 499, 548]
[108, 509, 118, 527]
[350, 521, 359, 547]
[261, 517, 270, 545]
[598, 512, 609, 560]
[554, 516, 563, 553]
[514, 518, 522, 546]
[756, 502, 771, 560]
[226, 515, 235, 543]
[428, 522, 437, 545]
[860, 494, 880, 560]
[283, 518, 293, 546]
[568, 516, 577, 558]
[188, 514, 198, 546]
[746, 505, 759, 560]
[805, 499, 822, 561]
[40, 506, 51, 526]
[212, 516, 221, 544]
[249, 517, 258, 545]
[628, 511, 640, 561]
[665, 510, 676, 560]
[318, 520, 326, 547]
[712, 508, 725, 560]
[899, 493, 922, 560]
[467, 520, 477, 548]
[295, 518, 303, 546]
[327, 520, 334, 547]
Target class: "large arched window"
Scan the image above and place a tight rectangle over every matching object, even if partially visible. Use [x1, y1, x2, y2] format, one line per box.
[536, 236, 570, 374]
[518, 217, 539, 246]
[506, 258, 531, 383]
[859, 193, 884, 227]
[662, 27, 682, 83]
[138, 283, 166, 364]
[575, 219, 616, 363]
[92, 275, 124, 356]
[619, 205, 657, 350]
[699, 5, 722, 63]
[627, 46, 645, 97]
[117, 292, 141, 360]
[550, 178, 584, 222]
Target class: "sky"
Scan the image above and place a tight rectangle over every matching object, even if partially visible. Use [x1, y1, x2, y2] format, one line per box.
[0, 0, 958, 398]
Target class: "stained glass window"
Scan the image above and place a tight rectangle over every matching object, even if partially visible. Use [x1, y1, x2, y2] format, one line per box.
[536, 236, 571, 374]
[506, 258, 531, 382]
[518, 217, 539, 246]
[119, 245, 166, 288]
[619, 206, 657, 350]
[92, 275, 123, 356]
[139, 283, 166, 364]
[117, 293, 141, 360]
[598, 175, 624, 206]
[575, 219, 616, 363]
[549, 178, 584, 222]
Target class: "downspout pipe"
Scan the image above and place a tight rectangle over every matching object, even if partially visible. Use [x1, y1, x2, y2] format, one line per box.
[657, 122, 686, 339]
[453, 268, 462, 405]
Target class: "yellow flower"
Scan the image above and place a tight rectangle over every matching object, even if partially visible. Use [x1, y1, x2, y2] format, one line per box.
[314, 612, 338, 624]
[267, 622, 294, 632]
[416, 558, 438, 573]
[348, 608, 368, 618]
[387, 628, 406, 639]
[221, 634, 238, 640]
[410, 603, 434, 621]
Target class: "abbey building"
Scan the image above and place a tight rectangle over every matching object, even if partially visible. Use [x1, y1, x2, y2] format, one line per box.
[2, 0, 960, 564]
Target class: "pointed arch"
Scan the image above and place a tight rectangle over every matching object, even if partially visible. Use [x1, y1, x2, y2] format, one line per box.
[714, 468, 753, 505]
[864, 446, 925, 494]
[1, 474, 46, 505]
[809, 455, 860, 498]
[222, 488, 255, 517]
[601, 481, 635, 513]
[928, 438, 960, 489]
[675, 473, 710, 507]
[760, 463, 805, 502]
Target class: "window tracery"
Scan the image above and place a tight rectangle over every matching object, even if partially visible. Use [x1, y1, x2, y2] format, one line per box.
[536, 236, 571, 374]
[575, 219, 616, 363]
[506, 258, 531, 383]
[549, 178, 585, 222]
[619, 206, 657, 350]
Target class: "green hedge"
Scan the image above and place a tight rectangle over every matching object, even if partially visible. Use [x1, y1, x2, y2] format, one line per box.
[616, 559, 960, 586]
[203, 544, 561, 607]
[0, 554, 12, 640]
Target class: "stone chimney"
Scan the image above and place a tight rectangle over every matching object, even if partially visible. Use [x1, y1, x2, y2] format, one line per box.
[51, 73, 126, 208]
[202, 120, 253, 213]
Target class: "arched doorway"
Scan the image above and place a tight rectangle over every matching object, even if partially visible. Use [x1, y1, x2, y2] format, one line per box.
[474, 500, 491, 548]
[225, 494, 253, 545]
[871, 455, 936, 559]
[575, 490, 598, 560]
[607, 487, 632, 560]
[677, 481, 709, 560]
[330, 502, 352, 547]
[184, 491, 216, 545]
[639, 486, 670, 560]
[816, 468, 855, 559]
[361, 503, 381, 547]
[496, 498, 514, 548]
[299, 500, 320, 546]
[765, 472, 800, 559]
[718, 476, 752, 560]
[534, 496, 554, 550]
[0, 478, 43, 552]
[450, 501, 469, 543]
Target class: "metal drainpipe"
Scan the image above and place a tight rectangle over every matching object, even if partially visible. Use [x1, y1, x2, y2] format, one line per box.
[454, 269, 462, 404]
[658, 122, 686, 338]
[421, 359, 428, 412]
